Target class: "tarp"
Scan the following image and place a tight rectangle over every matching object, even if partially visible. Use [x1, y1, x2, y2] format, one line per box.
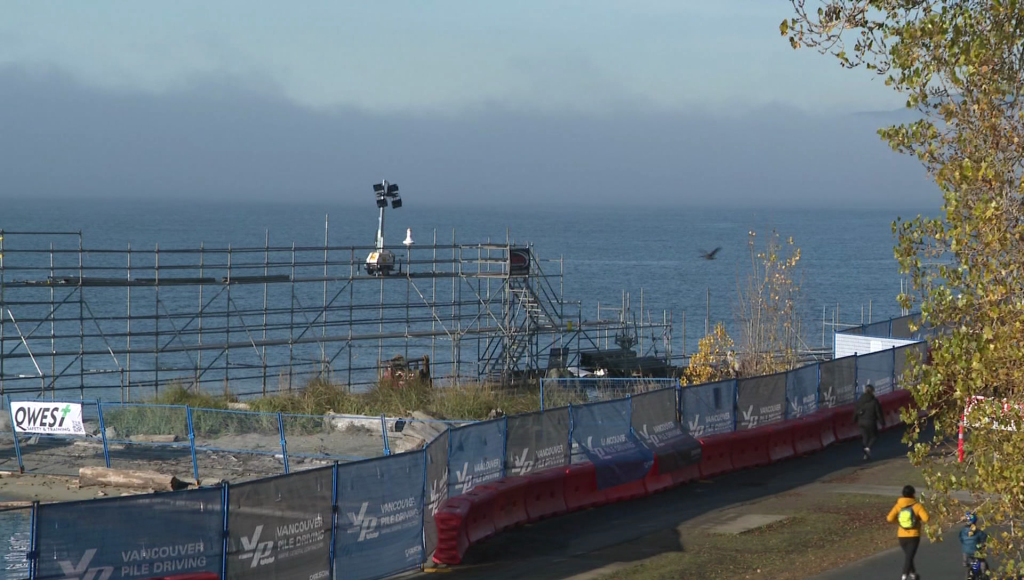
[505, 407, 570, 477]
[857, 349, 895, 395]
[226, 467, 333, 580]
[891, 316, 915, 339]
[736, 373, 786, 430]
[0, 507, 31, 580]
[786, 363, 819, 419]
[448, 419, 505, 496]
[862, 320, 892, 338]
[35, 487, 224, 580]
[681, 379, 736, 437]
[335, 451, 425, 580]
[895, 342, 926, 390]
[570, 399, 653, 490]
[630, 387, 701, 472]
[423, 429, 449, 558]
[819, 356, 857, 408]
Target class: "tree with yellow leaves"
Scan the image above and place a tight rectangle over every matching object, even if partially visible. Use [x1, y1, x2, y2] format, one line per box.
[682, 322, 735, 385]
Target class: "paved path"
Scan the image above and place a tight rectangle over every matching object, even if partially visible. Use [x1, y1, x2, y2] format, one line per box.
[414, 426, 931, 580]
[811, 529, 965, 580]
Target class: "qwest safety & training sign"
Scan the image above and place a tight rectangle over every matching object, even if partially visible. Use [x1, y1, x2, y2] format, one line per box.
[10, 401, 86, 435]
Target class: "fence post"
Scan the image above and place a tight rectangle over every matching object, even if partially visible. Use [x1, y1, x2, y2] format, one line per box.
[221, 482, 229, 580]
[888, 317, 894, 338]
[330, 461, 339, 577]
[627, 394, 634, 436]
[540, 378, 545, 412]
[185, 405, 199, 484]
[446, 425, 454, 497]
[815, 362, 822, 409]
[380, 413, 391, 457]
[567, 404, 575, 463]
[892, 346, 898, 391]
[732, 379, 739, 432]
[278, 412, 290, 474]
[854, 354, 860, 398]
[8, 396, 24, 474]
[28, 500, 38, 580]
[419, 449, 428, 567]
[501, 415, 509, 478]
[96, 400, 111, 469]
[676, 380, 682, 424]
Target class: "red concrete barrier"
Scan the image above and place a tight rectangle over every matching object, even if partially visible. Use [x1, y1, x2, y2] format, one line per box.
[524, 468, 568, 521]
[698, 434, 734, 479]
[767, 423, 796, 463]
[730, 427, 772, 470]
[563, 463, 607, 511]
[433, 496, 471, 565]
[880, 390, 914, 430]
[603, 475, 649, 503]
[477, 476, 529, 532]
[642, 458, 675, 495]
[669, 462, 701, 485]
[818, 409, 837, 448]
[461, 487, 498, 544]
[792, 414, 824, 456]
[832, 407, 861, 442]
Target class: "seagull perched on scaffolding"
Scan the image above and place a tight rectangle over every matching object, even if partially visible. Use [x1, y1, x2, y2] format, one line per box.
[699, 247, 722, 260]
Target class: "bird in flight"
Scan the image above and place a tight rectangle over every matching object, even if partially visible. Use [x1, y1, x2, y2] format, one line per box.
[699, 247, 722, 261]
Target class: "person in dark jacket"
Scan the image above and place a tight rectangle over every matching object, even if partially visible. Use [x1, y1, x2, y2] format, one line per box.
[854, 383, 884, 460]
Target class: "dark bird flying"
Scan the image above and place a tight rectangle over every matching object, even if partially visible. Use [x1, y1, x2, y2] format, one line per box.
[699, 247, 722, 261]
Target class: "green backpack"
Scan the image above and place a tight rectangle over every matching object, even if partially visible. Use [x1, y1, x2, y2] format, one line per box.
[898, 504, 918, 530]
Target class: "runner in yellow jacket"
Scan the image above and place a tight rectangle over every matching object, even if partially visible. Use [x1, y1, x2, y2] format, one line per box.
[886, 485, 930, 580]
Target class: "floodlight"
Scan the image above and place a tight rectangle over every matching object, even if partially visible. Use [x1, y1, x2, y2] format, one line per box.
[376, 197, 388, 208]
[373, 183, 385, 194]
[387, 183, 400, 196]
[391, 196, 402, 209]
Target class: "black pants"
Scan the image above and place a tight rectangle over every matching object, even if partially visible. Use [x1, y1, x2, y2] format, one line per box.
[900, 536, 920, 575]
[860, 424, 878, 449]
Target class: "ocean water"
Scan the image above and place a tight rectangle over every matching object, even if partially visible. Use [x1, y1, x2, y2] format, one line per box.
[0, 198, 926, 395]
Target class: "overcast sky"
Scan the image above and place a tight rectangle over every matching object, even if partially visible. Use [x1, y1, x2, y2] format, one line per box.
[0, 1, 935, 207]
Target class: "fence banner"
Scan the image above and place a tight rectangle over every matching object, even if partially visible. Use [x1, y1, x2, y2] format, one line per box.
[423, 429, 448, 557]
[335, 451, 426, 580]
[736, 373, 786, 430]
[819, 356, 857, 408]
[226, 467, 333, 580]
[862, 320, 892, 338]
[571, 399, 653, 490]
[786, 363, 819, 418]
[35, 487, 224, 580]
[681, 379, 736, 437]
[891, 315, 915, 339]
[857, 349, 895, 395]
[0, 507, 31, 580]
[895, 342, 926, 389]
[630, 388, 700, 472]
[505, 408, 570, 477]
[10, 401, 85, 435]
[447, 419, 505, 497]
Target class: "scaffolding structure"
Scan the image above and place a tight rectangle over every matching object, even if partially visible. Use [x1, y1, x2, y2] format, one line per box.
[0, 224, 676, 402]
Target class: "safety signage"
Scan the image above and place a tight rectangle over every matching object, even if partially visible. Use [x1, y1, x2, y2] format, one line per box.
[10, 401, 86, 435]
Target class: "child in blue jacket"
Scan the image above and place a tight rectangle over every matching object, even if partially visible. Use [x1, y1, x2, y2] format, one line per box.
[960, 512, 989, 575]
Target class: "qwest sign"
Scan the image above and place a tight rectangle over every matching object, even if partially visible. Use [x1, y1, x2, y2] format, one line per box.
[11, 402, 85, 435]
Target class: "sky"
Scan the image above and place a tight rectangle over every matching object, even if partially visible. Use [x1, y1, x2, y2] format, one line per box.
[0, 1, 935, 208]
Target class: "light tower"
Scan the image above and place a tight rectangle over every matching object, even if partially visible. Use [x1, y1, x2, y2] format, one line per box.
[365, 179, 402, 275]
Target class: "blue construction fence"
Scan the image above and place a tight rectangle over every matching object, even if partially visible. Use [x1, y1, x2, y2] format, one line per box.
[0, 317, 925, 580]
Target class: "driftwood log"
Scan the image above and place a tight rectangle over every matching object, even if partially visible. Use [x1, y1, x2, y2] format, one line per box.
[79, 466, 188, 491]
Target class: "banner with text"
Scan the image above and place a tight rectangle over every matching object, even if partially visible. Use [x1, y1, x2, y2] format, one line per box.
[630, 388, 700, 473]
[335, 451, 426, 580]
[819, 356, 857, 408]
[226, 467, 333, 580]
[786, 363, 819, 419]
[423, 429, 449, 557]
[681, 379, 736, 437]
[571, 399, 653, 489]
[857, 349, 895, 396]
[10, 401, 85, 435]
[448, 419, 505, 496]
[505, 408, 570, 477]
[35, 487, 224, 580]
[736, 373, 787, 430]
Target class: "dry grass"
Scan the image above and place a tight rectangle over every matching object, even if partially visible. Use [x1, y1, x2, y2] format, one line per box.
[602, 493, 898, 580]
